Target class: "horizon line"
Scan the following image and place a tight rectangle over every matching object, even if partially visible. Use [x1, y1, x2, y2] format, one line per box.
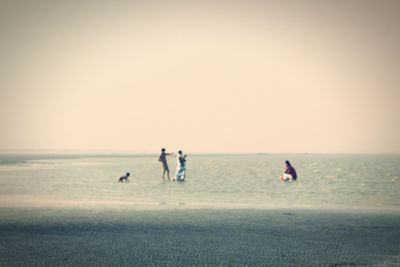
[0, 149, 399, 155]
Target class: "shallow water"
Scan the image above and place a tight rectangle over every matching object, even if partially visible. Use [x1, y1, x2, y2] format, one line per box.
[0, 154, 399, 211]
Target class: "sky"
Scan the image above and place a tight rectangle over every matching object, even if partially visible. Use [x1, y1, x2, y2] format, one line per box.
[0, 0, 399, 154]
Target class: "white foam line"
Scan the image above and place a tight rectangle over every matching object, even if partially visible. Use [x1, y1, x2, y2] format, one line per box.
[0, 195, 399, 213]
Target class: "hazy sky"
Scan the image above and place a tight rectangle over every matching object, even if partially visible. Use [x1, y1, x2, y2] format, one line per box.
[0, 0, 399, 153]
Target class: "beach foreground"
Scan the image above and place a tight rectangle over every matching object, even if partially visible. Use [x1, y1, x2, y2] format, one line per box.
[0, 208, 399, 266]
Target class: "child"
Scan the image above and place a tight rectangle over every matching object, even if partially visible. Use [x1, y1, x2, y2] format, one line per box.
[118, 172, 130, 183]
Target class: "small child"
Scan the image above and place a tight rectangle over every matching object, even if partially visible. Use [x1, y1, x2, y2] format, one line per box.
[118, 172, 130, 183]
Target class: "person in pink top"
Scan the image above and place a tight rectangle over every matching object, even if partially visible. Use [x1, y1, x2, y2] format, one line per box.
[280, 160, 297, 181]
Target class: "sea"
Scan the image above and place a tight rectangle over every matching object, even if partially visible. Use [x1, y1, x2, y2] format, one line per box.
[0, 154, 399, 212]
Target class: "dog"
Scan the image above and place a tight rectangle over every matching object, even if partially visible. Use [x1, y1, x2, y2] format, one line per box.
[118, 172, 130, 183]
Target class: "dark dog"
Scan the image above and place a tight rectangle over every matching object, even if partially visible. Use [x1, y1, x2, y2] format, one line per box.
[118, 172, 130, 183]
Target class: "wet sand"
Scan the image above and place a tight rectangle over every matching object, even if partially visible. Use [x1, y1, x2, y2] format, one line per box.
[0, 208, 399, 266]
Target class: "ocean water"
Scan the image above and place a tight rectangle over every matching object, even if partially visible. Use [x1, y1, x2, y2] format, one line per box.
[0, 154, 399, 211]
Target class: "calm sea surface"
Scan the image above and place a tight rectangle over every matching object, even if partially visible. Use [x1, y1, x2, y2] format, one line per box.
[0, 154, 399, 211]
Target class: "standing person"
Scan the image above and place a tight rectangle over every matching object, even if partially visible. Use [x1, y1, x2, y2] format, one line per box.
[174, 150, 187, 182]
[280, 160, 297, 181]
[159, 148, 172, 181]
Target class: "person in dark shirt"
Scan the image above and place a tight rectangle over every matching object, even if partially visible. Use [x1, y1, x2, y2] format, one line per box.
[280, 160, 297, 181]
[159, 148, 172, 181]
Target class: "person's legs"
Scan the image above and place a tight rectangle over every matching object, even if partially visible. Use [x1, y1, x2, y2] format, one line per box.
[175, 167, 185, 181]
[175, 168, 180, 181]
[163, 163, 170, 181]
[280, 174, 293, 181]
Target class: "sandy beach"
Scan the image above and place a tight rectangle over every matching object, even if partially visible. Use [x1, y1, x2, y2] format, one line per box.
[1, 208, 399, 266]
[0, 154, 399, 266]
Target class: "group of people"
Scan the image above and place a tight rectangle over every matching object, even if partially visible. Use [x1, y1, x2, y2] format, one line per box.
[159, 148, 187, 182]
[118, 149, 297, 183]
